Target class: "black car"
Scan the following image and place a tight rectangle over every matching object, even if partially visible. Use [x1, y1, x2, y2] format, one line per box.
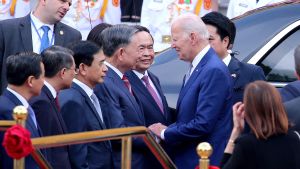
[150, 1, 300, 107]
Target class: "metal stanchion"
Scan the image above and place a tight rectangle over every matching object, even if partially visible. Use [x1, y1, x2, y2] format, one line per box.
[12, 106, 28, 169]
[197, 142, 213, 169]
[121, 136, 132, 169]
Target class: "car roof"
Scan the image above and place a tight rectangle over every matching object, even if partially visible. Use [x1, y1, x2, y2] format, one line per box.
[232, 0, 300, 62]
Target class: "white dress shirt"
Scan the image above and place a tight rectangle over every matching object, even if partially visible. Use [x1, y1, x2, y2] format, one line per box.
[30, 12, 55, 54]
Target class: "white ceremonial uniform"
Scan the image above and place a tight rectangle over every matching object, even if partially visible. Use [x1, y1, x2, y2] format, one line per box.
[227, 0, 285, 19]
[141, 0, 213, 52]
[62, 0, 121, 39]
[0, 0, 30, 20]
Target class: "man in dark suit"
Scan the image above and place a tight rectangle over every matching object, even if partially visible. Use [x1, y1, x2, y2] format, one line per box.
[284, 97, 300, 131]
[0, 52, 45, 169]
[125, 25, 175, 169]
[149, 14, 233, 169]
[280, 45, 300, 102]
[93, 25, 148, 169]
[202, 12, 266, 104]
[126, 25, 175, 127]
[0, 0, 82, 94]
[29, 46, 75, 169]
[59, 41, 113, 169]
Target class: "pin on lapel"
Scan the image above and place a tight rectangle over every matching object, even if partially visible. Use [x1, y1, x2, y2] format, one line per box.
[231, 74, 237, 78]
[59, 30, 64, 35]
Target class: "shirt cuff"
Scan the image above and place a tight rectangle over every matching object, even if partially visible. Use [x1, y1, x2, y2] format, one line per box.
[161, 129, 166, 140]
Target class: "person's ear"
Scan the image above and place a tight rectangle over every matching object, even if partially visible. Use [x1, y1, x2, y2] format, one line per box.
[26, 76, 35, 88]
[78, 63, 87, 76]
[223, 36, 230, 49]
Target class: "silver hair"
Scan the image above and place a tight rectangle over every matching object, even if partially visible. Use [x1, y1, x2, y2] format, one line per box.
[172, 14, 209, 40]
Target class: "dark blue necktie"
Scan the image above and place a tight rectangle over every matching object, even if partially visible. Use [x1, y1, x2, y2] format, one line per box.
[40, 26, 50, 53]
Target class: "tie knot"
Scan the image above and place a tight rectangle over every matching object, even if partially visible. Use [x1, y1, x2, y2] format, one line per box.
[122, 75, 128, 81]
[142, 75, 150, 85]
[41, 26, 50, 33]
[90, 93, 97, 101]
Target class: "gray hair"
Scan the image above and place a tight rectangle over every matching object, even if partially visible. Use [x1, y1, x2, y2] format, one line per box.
[172, 14, 209, 40]
[295, 45, 300, 75]
[100, 24, 139, 57]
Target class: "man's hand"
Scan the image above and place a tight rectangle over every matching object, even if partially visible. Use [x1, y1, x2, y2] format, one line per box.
[148, 123, 167, 138]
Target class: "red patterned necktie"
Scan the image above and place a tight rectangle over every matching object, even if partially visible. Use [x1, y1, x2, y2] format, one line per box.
[122, 75, 133, 95]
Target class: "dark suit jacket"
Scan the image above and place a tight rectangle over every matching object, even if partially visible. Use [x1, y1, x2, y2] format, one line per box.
[164, 48, 233, 169]
[126, 70, 175, 169]
[0, 89, 41, 169]
[280, 80, 300, 102]
[221, 131, 300, 169]
[0, 14, 82, 94]
[94, 67, 147, 169]
[284, 97, 300, 131]
[59, 82, 113, 169]
[228, 56, 265, 104]
[29, 85, 71, 169]
[126, 70, 174, 126]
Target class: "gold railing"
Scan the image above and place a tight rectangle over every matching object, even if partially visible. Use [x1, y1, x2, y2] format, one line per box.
[0, 106, 176, 169]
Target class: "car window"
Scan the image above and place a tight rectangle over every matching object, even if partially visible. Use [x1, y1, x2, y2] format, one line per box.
[258, 28, 300, 83]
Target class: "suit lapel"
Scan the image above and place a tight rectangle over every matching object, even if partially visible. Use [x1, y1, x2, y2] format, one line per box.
[19, 14, 33, 51]
[177, 48, 213, 107]
[107, 68, 143, 118]
[127, 71, 166, 117]
[3, 90, 39, 137]
[72, 83, 106, 129]
[42, 86, 68, 133]
[53, 22, 65, 46]
[228, 57, 240, 88]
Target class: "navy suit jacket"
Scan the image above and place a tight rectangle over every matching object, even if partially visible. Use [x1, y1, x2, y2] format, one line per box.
[94, 67, 147, 169]
[164, 48, 233, 169]
[0, 14, 82, 94]
[126, 70, 174, 126]
[228, 56, 265, 104]
[284, 97, 300, 131]
[280, 80, 300, 102]
[0, 90, 41, 169]
[126, 70, 175, 169]
[59, 82, 113, 169]
[29, 85, 71, 169]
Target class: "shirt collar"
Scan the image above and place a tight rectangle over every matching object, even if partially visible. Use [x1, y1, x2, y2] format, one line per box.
[30, 12, 54, 32]
[222, 54, 232, 66]
[190, 45, 210, 73]
[105, 61, 124, 79]
[44, 81, 57, 98]
[7, 87, 29, 108]
[73, 78, 94, 97]
[132, 70, 149, 79]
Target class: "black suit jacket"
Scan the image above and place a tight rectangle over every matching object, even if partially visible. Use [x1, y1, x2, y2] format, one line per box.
[0, 89, 41, 169]
[59, 82, 113, 169]
[29, 85, 71, 169]
[284, 97, 300, 131]
[228, 56, 265, 104]
[280, 80, 300, 102]
[0, 14, 82, 94]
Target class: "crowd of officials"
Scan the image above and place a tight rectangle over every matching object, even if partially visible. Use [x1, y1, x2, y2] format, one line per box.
[1, 0, 287, 52]
[1, 0, 300, 169]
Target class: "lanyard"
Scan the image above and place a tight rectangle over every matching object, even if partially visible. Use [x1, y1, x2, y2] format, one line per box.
[30, 18, 55, 46]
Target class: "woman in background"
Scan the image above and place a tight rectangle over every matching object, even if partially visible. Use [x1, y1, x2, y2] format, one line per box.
[221, 80, 300, 169]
